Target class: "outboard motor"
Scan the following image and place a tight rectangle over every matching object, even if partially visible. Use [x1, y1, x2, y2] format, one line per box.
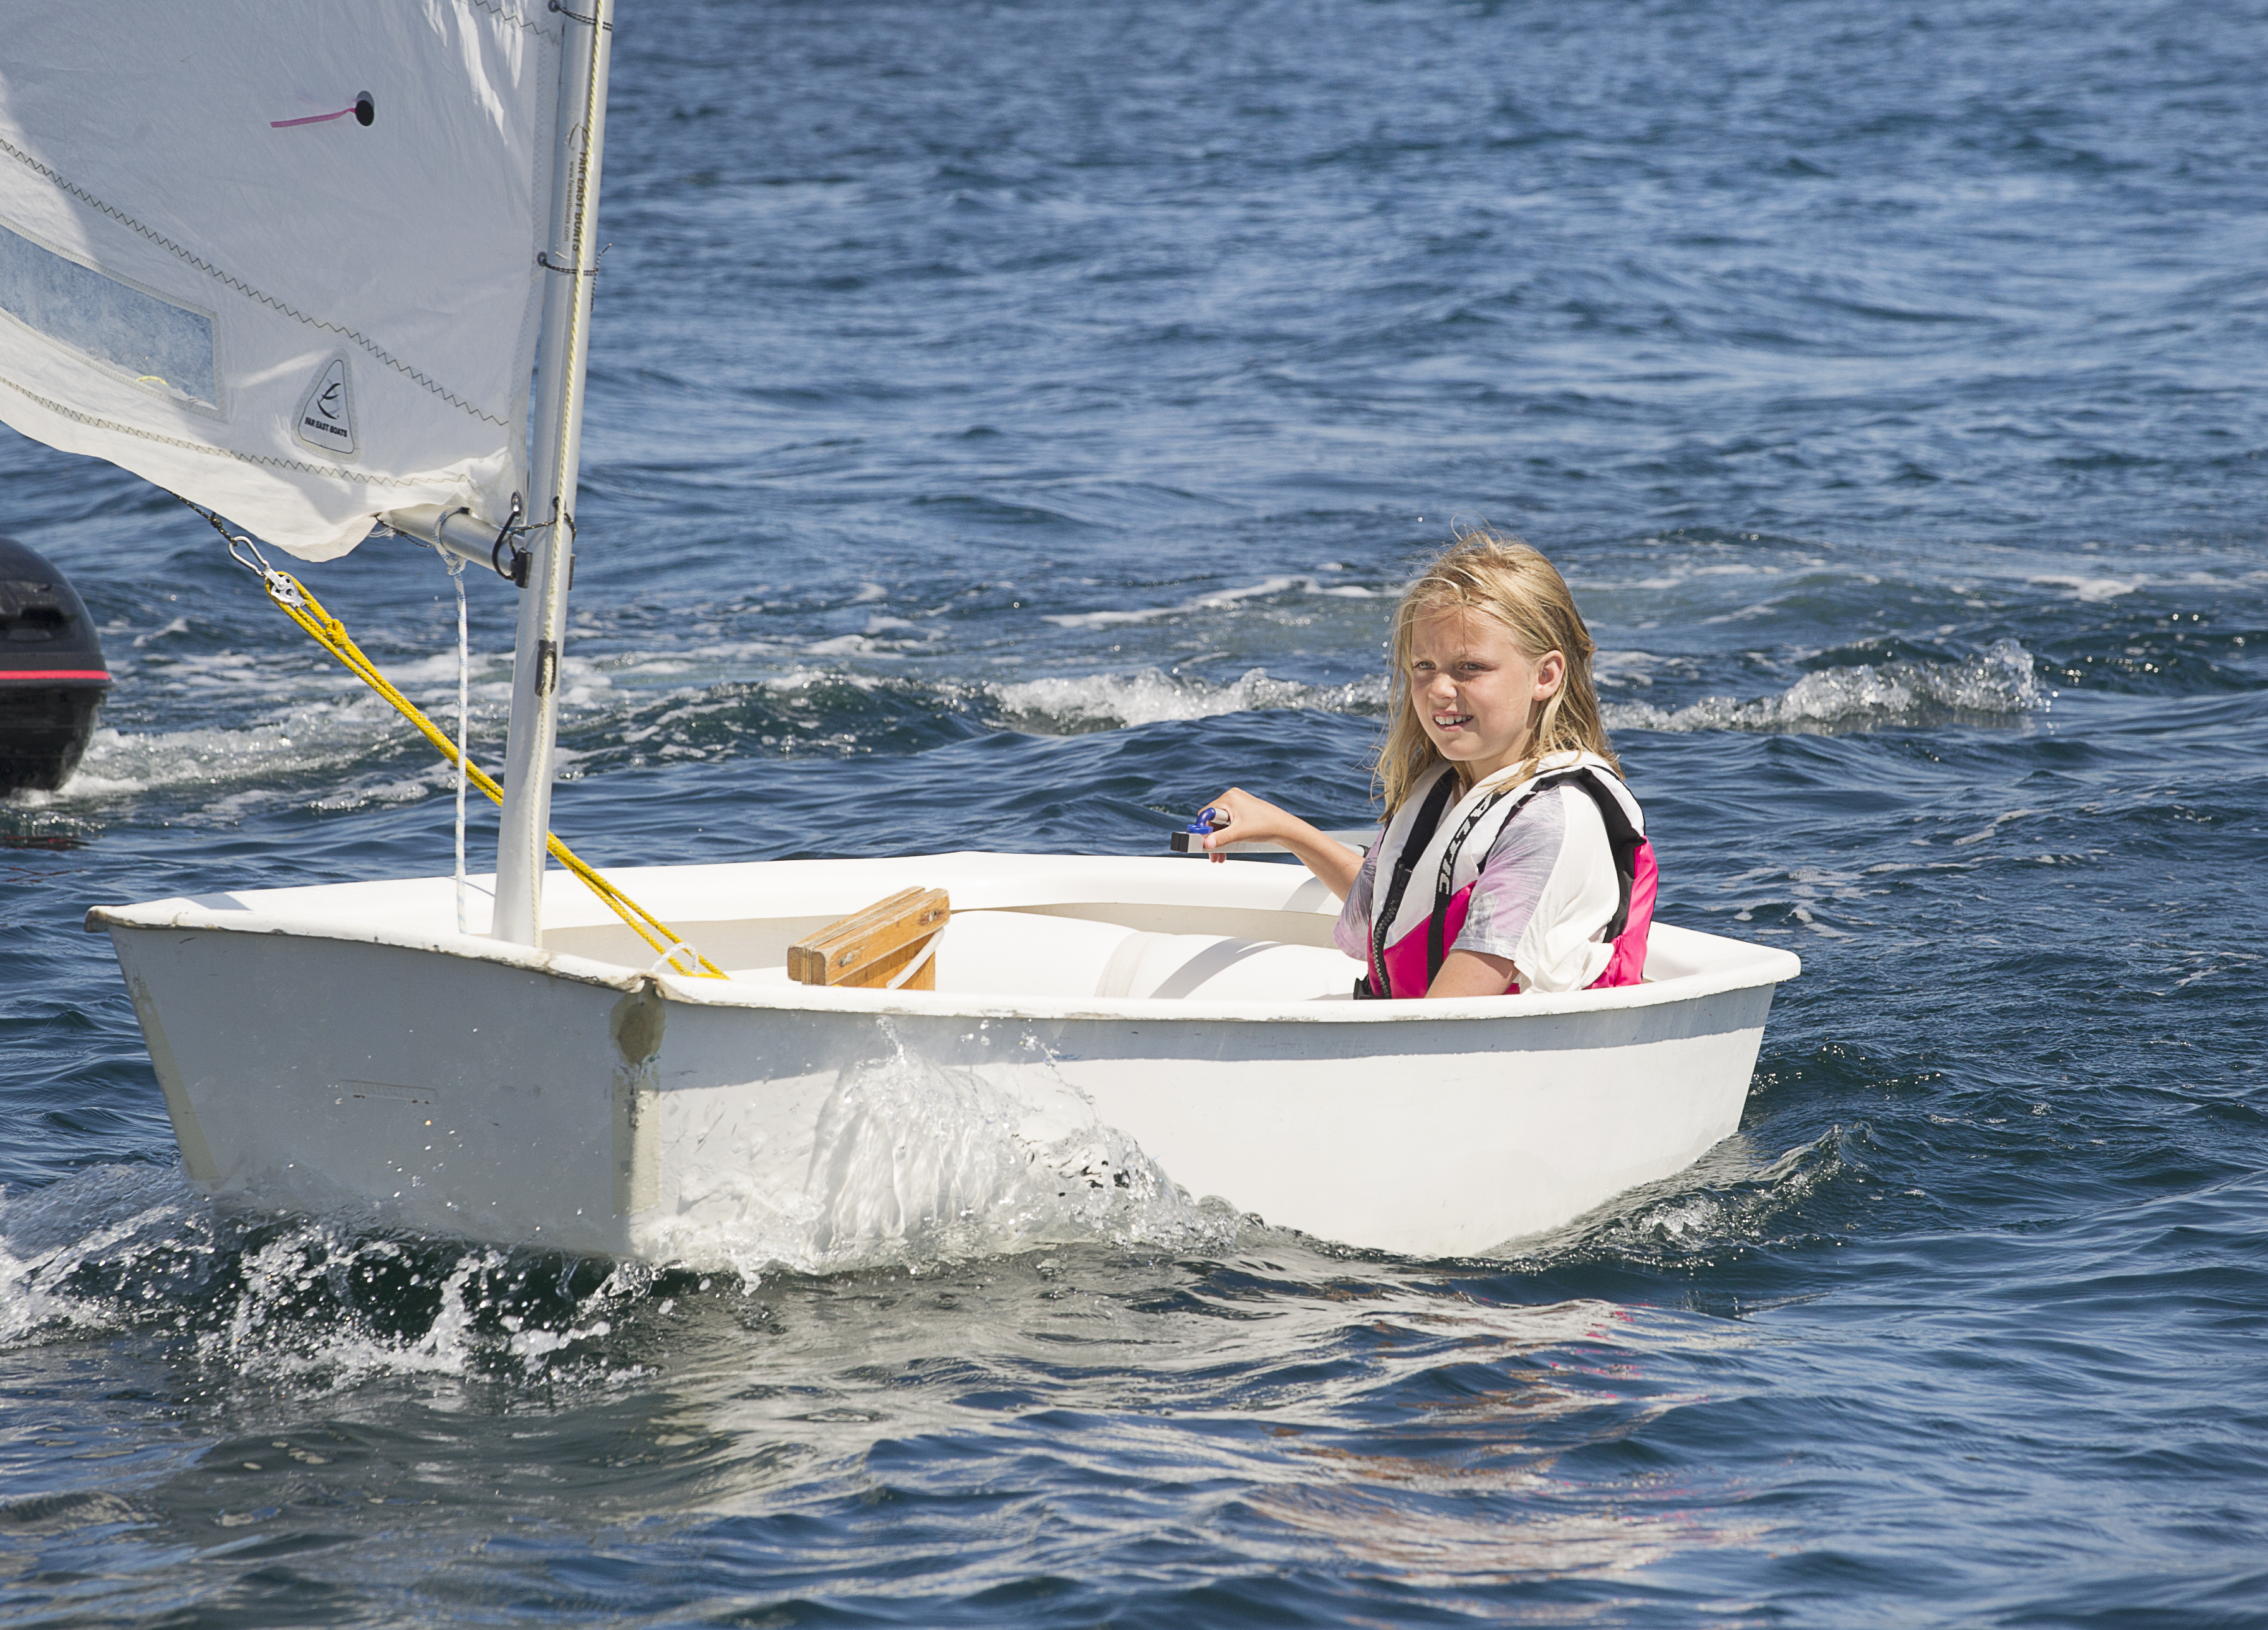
[0, 534, 111, 794]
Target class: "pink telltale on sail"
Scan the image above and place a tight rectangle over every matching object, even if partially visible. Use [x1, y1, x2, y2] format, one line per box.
[271, 92, 374, 129]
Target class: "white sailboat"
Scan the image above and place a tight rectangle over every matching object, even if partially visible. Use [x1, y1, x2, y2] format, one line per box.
[4, 1, 1797, 1264]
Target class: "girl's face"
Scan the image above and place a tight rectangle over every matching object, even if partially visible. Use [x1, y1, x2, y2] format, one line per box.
[1406, 609, 1565, 784]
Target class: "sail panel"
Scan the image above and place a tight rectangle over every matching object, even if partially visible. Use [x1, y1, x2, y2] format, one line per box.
[0, 222, 220, 410]
[0, 2, 560, 560]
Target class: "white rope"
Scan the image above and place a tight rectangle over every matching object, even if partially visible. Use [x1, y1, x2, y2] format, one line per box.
[883, 932, 942, 990]
[648, 937, 709, 977]
[442, 549, 472, 936]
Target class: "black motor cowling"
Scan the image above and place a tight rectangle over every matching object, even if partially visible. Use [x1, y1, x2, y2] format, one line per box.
[0, 534, 111, 794]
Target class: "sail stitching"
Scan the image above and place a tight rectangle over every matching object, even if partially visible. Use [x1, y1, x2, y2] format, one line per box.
[0, 135, 511, 427]
[458, 0, 552, 35]
[0, 369, 425, 487]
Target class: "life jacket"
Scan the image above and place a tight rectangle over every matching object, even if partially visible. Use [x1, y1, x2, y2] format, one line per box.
[1356, 752, 1656, 1000]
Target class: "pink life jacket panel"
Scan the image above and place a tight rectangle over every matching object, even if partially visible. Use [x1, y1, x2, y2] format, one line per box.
[1363, 767, 1655, 1000]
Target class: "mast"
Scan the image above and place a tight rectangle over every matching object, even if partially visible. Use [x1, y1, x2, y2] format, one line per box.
[493, 0, 615, 947]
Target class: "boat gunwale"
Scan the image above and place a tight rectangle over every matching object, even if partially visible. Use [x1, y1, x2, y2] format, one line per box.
[88, 907, 1800, 1027]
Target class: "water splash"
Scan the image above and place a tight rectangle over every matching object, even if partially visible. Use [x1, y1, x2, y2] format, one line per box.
[1523, 1126, 1872, 1266]
[646, 1024, 1235, 1276]
[0, 1035, 1234, 1388]
[0, 1164, 638, 1389]
[0, 1160, 217, 1346]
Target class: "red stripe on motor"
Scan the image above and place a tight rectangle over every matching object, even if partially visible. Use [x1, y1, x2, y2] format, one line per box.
[0, 670, 111, 682]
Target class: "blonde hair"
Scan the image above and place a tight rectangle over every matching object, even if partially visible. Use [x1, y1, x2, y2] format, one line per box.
[1375, 532, 1621, 815]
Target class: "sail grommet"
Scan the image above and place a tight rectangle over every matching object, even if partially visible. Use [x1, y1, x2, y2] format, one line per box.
[354, 92, 374, 127]
[547, 0, 613, 29]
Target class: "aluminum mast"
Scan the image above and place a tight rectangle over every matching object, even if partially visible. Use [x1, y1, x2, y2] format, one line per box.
[492, 0, 615, 947]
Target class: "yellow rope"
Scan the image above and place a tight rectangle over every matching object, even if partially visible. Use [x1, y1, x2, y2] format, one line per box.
[260, 567, 726, 979]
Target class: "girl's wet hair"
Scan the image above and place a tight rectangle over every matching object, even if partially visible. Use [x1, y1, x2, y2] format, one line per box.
[1376, 531, 1620, 814]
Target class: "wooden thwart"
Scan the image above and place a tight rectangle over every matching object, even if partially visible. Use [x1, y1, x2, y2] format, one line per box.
[786, 886, 949, 991]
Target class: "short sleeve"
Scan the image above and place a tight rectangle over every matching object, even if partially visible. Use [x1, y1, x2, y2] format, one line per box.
[1333, 841, 1380, 963]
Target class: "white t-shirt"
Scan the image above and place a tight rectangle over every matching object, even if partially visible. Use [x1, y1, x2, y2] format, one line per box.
[1333, 781, 1623, 993]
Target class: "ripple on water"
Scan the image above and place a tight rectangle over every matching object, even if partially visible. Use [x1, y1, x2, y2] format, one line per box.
[6, 0, 2268, 1621]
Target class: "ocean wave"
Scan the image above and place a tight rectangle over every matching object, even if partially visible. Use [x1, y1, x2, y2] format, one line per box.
[1041, 573, 1384, 630]
[992, 644, 2041, 740]
[990, 666, 1387, 733]
[1605, 639, 2043, 734]
[35, 718, 454, 806]
[5, 635, 2044, 822]
[17, 645, 630, 809]
[5, 663, 890, 815]
[2028, 573, 2142, 603]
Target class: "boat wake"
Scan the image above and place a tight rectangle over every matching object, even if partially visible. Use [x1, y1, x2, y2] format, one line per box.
[1521, 1123, 1872, 1267]
[0, 1043, 1233, 1386]
[0, 1162, 651, 1390]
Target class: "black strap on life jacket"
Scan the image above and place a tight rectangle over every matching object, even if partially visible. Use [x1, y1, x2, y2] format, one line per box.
[1354, 771, 1458, 1000]
[1418, 767, 1647, 992]
[1578, 772, 1646, 942]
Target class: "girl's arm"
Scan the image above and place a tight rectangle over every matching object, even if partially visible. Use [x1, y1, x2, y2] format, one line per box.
[1426, 948, 1519, 998]
[1198, 786, 1365, 900]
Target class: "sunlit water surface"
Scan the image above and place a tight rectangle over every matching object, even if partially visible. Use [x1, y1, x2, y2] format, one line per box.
[4, 0, 2265, 1624]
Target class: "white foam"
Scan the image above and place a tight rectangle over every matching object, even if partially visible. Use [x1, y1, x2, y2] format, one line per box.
[2030, 573, 2141, 602]
[1042, 574, 1379, 630]
[992, 667, 1386, 731]
[9, 642, 934, 813]
[1593, 649, 1694, 688]
[20, 639, 689, 809]
[53, 714, 400, 801]
[131, 615, 192, 648]
[642, 1027, 1230, 1277]
[0, 1163, 210, 1345]
[1533, 1127, 1853, 1261]
[0, 1050, 1234, 1385]
[1605, 639, 2043, 734]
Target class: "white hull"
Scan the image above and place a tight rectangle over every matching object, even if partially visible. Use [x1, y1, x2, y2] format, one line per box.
[92, 853, 1798, 1262]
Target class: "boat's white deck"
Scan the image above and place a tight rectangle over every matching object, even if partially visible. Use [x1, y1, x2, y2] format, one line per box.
[93, 850, 1801, 1020]
[727, 908, 1364, 1002]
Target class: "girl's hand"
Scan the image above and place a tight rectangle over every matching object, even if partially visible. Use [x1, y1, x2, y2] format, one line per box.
[1194, 788, 1365, 899]
[1197, 787, 1290, 862]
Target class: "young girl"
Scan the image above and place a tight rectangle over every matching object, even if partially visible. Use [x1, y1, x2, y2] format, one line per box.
[1199, 533, 1654, 999]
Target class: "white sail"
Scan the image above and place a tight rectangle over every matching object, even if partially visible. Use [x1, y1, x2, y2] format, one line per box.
[0, 2, 559, 560]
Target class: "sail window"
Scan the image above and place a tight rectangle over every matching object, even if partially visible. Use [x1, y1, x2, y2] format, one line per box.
[0, 221, 217, 410]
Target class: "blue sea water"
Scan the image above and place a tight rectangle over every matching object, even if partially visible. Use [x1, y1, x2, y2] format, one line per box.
[5, 0, 2267, 1622]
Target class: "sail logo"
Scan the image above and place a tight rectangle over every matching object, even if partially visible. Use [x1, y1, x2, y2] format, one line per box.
[292, 356, 358, 458]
